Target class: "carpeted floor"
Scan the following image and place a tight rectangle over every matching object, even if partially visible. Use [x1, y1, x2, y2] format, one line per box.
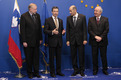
[0, 68, 121, 80]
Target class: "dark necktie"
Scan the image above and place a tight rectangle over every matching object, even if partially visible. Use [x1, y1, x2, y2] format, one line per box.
[32, 14, 36, 23]
[97, 18, 100, 24]
[73, 16, 76, 27]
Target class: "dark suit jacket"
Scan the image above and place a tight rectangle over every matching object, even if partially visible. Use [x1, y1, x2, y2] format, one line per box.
[20, 12, 42, 47]
[44, 17, 64, 47]
[66, 14, 87, 45]
[88, 16, 109, 46]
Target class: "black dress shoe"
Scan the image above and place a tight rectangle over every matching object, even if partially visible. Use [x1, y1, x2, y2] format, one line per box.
[80, 72, 85, 76]
[103, 70, 108, 75]
[33, 74, 41, 78]
[50, 73, 56, 77]
[71, 71, 78, 76]
[56, 72, 65, 76]
[93, 71, 98, 75]
[28, 75, 33, 79]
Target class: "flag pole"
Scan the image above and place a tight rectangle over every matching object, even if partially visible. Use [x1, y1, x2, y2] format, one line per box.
[9, 0, 25, 78]
[40, 0, 50, 74]
[15, 68, 25, 78]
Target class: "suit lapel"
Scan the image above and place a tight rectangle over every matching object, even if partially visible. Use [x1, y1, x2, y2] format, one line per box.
[50, 17, 56, 29]
[58, 18, 61, 30]
[27, 12, 35, 24]
[50, 17, 61, 30]
[98, 16, 104, 25]
[76, 14, 81, 27]
[94, 16, 104, 26]
[71, 16, 74, 27]
[93, 16, 99, 27]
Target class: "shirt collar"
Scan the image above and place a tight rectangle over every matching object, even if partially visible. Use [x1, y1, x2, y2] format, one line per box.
[96, 15, 101, 20]
[73, 13, 78, 18]
[52, 15, 58, 19]
[29, 11, 33, 16]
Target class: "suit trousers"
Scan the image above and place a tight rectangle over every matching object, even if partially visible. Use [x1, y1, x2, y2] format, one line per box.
[24, 46, 39, 75]
[70, 42, 85, 72]
[92, 45, 108, 71]
[49, 44, 62, 74]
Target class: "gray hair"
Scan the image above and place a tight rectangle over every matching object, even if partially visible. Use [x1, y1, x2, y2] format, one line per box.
[28, 3, 37, 10]
[96, 6, 103, 12]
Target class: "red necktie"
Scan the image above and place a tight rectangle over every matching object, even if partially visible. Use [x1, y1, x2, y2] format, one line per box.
[97, 18, 100, 24]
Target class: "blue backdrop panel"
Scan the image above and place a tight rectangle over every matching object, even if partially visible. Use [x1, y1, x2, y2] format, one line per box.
[0, 0, 121, 72]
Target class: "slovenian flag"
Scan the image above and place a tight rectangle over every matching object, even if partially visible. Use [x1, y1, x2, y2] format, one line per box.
[8, 0, 23, 68]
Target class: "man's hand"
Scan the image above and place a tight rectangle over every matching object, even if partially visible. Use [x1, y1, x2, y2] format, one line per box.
[95, 36, 102, 42]
[52, 28, 59, 35]
[40, 40, 43, 44]
[62, 29, 66, 35]
[66, 41, 70, 46]
[23, 42, 27, 47]
[62, 30, 66, 35]
[83, 40, 87, 45]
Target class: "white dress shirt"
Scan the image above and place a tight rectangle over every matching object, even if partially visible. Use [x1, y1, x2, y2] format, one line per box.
[96, 15, 101, 21]
[73, 13, 78, 22]
[52, 15, 59, 28]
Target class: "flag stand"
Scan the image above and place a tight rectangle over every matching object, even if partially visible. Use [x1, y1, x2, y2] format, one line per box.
[40, 48, 50, 74]
[15, 68, 25, 78]
[41, 64, 50, 74]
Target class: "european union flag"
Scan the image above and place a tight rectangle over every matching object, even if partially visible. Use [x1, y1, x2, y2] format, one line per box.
[40, 1, 49, 65]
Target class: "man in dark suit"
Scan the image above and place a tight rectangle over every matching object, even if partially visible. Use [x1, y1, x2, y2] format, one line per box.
[66, 5, 87, 76]
[44, 6, 65, 77]
[88, 6, 109, 75]
[20, 3, 42, 79]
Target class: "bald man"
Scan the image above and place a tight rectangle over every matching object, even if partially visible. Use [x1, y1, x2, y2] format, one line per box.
[88, 6, 109, 75]
[66, 5, 87, 76]
[20, 3, 42, 78]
